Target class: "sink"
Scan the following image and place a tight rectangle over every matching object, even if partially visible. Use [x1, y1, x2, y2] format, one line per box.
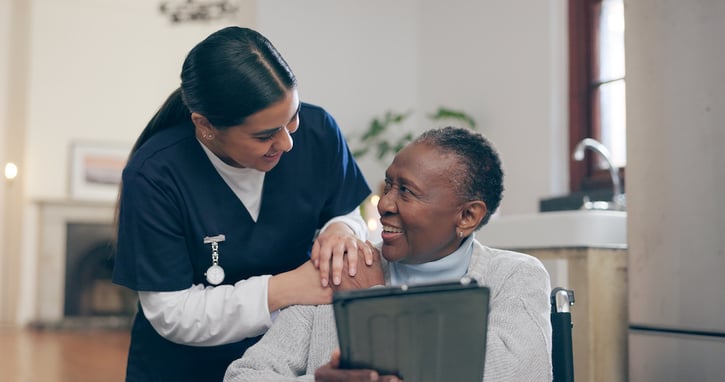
[476, 210, 627, 249]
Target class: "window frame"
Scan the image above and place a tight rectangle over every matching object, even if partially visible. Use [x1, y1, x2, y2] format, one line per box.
[568, 0, 626, 193]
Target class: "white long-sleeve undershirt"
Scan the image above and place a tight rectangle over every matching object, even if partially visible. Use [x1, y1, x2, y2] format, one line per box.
[140, 140, 368, 346]
[139, 208, 366, 347]
[139, 276, 272, 347]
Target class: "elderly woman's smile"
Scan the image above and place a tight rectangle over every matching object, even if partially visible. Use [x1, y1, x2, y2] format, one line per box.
[381, 225, 403, 234]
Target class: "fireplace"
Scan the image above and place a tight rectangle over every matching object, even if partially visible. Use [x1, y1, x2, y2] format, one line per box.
[64, 223, 136, 318]
[35, 200, 137, 329]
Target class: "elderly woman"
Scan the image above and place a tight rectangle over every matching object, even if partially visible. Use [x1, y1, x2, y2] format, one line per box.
[224, 127, 553, 382]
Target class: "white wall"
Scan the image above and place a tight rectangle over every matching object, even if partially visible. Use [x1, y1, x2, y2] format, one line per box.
[417, 0, 568, 214]
[0, 0, 12, 305]
[4, 0, 568, 325]
[22, 0, 567, 210]
[255, 0, 421, 189]
[1, 0, 31, 325]
[24, 0, 233, 200]
[0, 0, 9, 151]
[258, 0, 568, 213]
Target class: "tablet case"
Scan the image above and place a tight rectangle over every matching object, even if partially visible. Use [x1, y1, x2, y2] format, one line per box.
[333, 278, 490, 382]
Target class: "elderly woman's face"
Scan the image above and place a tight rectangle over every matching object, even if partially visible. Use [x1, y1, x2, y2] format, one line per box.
[378, 142, 464, 264]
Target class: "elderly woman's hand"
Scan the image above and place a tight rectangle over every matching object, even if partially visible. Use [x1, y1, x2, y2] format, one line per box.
[314, 350, 402, 382]
[311, 222, 374, 287]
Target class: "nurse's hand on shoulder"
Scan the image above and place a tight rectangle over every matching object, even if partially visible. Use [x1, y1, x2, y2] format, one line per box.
[311, 222, 374, 287]
[334, 242, 384, 292]
[315, 350, 402, 382]
[267, 260, 333, 312]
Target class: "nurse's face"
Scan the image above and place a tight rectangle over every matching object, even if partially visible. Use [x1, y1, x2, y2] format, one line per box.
[194, 89, 300, 171]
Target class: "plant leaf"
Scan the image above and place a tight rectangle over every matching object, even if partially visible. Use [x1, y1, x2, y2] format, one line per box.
[376, 141, 391, 160]
[352, 147, 369, 158]
[428, 107, 477, 130]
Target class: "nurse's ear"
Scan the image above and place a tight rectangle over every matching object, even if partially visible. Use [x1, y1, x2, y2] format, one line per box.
[191, 112, 216, 141]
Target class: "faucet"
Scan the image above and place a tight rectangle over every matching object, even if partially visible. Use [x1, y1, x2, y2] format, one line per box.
[573, 138, 626, 210]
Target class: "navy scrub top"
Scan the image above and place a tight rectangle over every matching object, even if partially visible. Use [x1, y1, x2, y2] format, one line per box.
[113, 102, 371, 382]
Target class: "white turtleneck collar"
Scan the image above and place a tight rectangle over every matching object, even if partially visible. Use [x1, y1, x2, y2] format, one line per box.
[388, 235, 474, 286]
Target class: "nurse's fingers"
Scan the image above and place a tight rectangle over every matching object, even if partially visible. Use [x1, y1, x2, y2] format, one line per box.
[344, 238, 362, 277]
[311, 240, 331, 287]
[311, 239, 321, 268]
[361, 240, 374, 266]
[330, 242, 347, 286]
[317, 250, 331, 288]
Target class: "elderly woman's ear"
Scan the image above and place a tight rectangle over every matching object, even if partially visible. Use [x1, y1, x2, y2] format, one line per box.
[457, 201, 487, 237]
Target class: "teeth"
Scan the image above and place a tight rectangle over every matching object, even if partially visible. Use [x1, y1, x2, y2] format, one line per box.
[382, 225, 403, 233]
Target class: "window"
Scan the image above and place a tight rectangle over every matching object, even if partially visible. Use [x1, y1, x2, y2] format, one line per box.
[569, 0, 626, 192]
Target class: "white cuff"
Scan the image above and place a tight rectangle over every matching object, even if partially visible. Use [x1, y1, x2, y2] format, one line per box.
[139, 275, 273, 347]
[320, 206, 368, 241]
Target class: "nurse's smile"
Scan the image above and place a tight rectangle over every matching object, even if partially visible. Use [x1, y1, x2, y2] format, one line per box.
[263, 151, 283, 162]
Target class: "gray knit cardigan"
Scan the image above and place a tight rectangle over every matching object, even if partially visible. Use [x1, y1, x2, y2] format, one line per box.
[224, 239, 553, 381]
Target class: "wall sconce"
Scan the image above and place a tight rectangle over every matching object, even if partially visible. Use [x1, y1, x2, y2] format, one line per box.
[364, 194, 382, 237]
[4, 162, 18, 180]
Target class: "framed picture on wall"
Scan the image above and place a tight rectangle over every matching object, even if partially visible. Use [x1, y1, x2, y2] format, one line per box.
[69, 142, 131, 202]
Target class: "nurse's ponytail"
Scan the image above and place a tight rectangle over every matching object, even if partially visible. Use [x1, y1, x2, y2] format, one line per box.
[130, 87, 189, 155]
[113, 88, 187, 244]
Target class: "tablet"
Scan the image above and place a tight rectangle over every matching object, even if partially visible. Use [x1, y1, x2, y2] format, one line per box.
[333, 278, 490, 382]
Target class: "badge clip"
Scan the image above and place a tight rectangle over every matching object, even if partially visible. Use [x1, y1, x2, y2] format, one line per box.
[203, 234, 226, 285]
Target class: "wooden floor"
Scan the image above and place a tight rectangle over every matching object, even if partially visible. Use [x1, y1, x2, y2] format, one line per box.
[0, 327, 130, 382]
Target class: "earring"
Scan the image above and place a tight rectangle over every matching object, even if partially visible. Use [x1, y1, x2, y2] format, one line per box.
[458, 231, 464, 238]
[205, 134, 214, 140]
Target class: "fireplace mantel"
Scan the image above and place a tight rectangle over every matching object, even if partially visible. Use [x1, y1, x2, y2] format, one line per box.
[35, 199, 115, 324]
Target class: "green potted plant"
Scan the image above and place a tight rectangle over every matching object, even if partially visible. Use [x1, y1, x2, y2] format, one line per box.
[351, 106, 477, 165]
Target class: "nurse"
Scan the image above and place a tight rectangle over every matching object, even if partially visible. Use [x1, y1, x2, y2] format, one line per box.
[112, 26, 372, 381]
